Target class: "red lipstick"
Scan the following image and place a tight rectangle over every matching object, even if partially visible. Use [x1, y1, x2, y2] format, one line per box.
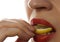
[30, 18, 56, 42]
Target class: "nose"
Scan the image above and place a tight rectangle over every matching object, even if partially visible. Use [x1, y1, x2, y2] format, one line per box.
[28, 0, 52, 10]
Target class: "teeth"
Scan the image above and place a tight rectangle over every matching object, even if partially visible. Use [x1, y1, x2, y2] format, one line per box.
[47, 33, 51, 34]
[34, 24, 49, 29]
[41, 32, 51, 35]
[42, 33, 47, 35]
[40, 32, 51, 35]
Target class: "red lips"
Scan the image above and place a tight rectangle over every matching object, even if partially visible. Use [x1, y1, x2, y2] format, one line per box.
[31, 18, 54, 28]
[30, 18, 56, 42]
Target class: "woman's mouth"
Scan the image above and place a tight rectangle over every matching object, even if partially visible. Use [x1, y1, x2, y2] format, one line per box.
[30, 18, 56, 42]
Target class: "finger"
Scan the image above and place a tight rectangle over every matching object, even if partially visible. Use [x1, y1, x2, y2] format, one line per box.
[0, 20, 18, 28]
[5, 28, 21, 37]
[18, 30, 33, 41]
[17, 23, 35, 37]
[16, 38, 27, 42]
[20, 20, 35, 32]
[17, 29, 34, 41]
[0, 28, 22, 42]
[8, 19, 35, 32]
[1, 19, 35, 39]
[6, 19, 35, 36]
[1, 19, 18, 23]
[1, 19, 35, 37]
[0, 28, 8, 42]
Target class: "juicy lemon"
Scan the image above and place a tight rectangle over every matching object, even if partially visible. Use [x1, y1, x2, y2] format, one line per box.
[35, 28, 52, 34]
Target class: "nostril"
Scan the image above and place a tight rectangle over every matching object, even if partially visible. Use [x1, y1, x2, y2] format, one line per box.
[36, 6, 52, 11]
[36, 7, 47, 10]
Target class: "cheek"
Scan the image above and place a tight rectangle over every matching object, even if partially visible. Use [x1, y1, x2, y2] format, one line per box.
[50, 0, 60, 12]
[26, 7, 33, 19]
[25, 0, 33, 19]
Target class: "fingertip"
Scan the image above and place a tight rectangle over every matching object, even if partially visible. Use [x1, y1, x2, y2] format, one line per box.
[30, 26, 36, 33]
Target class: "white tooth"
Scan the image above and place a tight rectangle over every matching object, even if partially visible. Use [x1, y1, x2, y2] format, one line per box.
[52, 32, 54, 34]
[42, 33, 47, 35]
[41, 33, 51, 35]
[48, 33, 51, 34]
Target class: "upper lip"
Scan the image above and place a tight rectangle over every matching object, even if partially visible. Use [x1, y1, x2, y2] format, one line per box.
[30, 18, 56, 32]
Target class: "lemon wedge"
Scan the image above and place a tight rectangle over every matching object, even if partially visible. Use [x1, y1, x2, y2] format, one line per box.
[35, 28, 52, 34]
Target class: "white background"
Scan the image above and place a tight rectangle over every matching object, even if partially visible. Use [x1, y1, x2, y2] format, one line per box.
[0, 0, 31, 42]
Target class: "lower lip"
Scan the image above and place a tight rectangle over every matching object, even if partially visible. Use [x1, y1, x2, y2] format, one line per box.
[33, 33, 55, 42]
[30, 18, 56, 42]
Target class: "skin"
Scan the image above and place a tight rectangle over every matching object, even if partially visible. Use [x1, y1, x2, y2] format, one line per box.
[0, 0, 60, 42]
[0, 19, 35, 42]
[25, 0, 60, 42]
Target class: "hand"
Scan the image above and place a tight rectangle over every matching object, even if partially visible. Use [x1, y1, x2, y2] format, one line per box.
[0, 19, 35, 42]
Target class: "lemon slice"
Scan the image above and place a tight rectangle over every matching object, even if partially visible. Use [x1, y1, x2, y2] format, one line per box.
[35, 28, 52, 34]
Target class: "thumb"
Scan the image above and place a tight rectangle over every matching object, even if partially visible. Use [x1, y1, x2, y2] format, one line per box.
[16, 38, 28, 42]
[0, 29, 7, 42]
[0, 28, 21, 42]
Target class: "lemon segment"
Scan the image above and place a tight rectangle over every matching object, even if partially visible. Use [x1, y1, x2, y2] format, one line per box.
[35, 28, 52, 34]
